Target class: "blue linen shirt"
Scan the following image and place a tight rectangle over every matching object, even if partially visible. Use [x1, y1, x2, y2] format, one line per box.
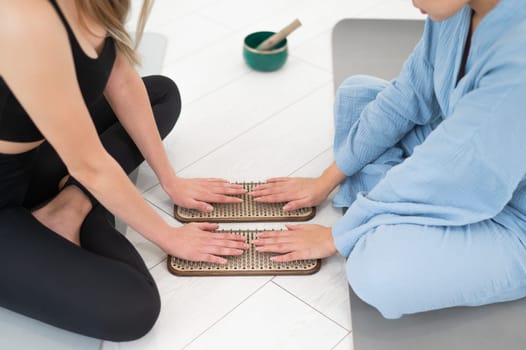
[332, 0, 526, 257]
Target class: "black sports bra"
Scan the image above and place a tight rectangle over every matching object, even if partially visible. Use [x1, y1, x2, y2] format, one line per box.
[0, 0, 116, 142]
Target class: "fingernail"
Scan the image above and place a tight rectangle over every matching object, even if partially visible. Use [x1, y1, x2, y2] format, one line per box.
[283, 205, 289, 211]
[206, 205, 214, 212]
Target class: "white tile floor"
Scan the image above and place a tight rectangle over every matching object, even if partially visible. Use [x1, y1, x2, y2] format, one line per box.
[0, 1, 424, 349]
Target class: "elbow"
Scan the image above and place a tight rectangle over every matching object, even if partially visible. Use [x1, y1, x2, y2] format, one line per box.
[66, 148, 114, 190]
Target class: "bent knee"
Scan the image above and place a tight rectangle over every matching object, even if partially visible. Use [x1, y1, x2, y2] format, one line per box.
[334, 75, 389, 126]
[143, 75, 181, 139]
[335, 75, 389, 103]
[347, 254, 405, 319]
[96, 279, 161, 341]
[346, 225, 429, 319]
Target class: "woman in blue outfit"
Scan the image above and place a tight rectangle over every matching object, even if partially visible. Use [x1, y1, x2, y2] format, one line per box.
[0, 0, 248, 340]
[251, 0, 526, 319]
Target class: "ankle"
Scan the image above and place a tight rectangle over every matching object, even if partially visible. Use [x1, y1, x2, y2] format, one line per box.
[40, 185, 93, 219]
[61, 185, 93, 215]
[58, 175, 69, 191]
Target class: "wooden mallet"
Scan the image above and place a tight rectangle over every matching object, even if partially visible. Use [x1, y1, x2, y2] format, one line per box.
[256, 19, 302, 51]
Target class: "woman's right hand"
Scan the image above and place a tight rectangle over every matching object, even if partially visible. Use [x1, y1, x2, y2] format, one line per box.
[249, 177, 332, 211]
[161, 223, 249, 264]
[249, 162, 346, 211]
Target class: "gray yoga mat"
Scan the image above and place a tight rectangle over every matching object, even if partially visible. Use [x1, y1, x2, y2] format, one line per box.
[332, 19, 424, 90]
[332, 18, 526, 350]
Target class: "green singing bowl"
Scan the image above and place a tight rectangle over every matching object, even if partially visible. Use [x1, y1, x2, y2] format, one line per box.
[243, 31, 288, 72]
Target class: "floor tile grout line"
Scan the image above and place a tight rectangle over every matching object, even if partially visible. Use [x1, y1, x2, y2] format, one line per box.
[196, 0, 304, 34]
[271, 281, 351, 332]
[195, 0, 387, 38]
[145, 198, 176, 226]
[138, 0, 337, 263]
[142, 80, 332, 218]
[194, 12, 237, 31]
[131, 0, 223, 34]
[139, 5, 337, 262]
[137, 16, 339, 341]
[141, 181, 159, 195]
[180, 279, 274, 349]
[158, 3, 340, 107]
[290, 54, 332, 74]
[159, 27, 238, 65]
[162, 0, 350, 70]
[146, 194, 176, 219]
[150, 79, 333, 195]
[288, 27, 334, 74]
[156, 0, 389, 99]
[158, 1, 289, 68]
[178, 70, 252, 108]
[330, 331, 353, 350]
[148, 256, 167, 271]
[184, 76, 331, 150]
[140, 76, 250, 192]
[144, 190, 348, 340]
[160, 30, 234, 68]
[354, 0, 389, 18]
[138, 147, 340, 343]
[159, 13, 385, 113]
[286, 146, 333, 177]
[141, 80, 334, 226]
[167, 53, 330, 109]
[129, 2, 373, 346]
[295, 27, 332, 50]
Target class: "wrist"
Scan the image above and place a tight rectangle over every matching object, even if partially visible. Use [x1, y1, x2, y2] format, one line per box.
[320, 163, 346, 193]
[310, 178, 328, 202]
[160, 173, 180, 195]
[143, 219, 176, 251]
[326, 227, 338, 255]
[317, 172, 338, 197]
[153, 225, 180, 252]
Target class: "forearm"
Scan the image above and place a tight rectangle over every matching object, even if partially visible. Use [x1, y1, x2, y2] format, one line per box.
[105, 54, 177, 189]
[72, 152, 171, 247]
[319, 161, 346, 193]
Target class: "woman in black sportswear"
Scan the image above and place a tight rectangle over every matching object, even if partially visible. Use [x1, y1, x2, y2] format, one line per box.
[0, 0, 248, 340]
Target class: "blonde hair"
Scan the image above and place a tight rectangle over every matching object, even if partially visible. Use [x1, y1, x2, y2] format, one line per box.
[75, 0, 153, 65]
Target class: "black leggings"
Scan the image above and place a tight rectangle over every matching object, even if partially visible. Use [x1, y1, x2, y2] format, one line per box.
[0, 76, 181, 341]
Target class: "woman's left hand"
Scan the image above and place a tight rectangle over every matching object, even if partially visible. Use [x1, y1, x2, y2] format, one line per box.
[164, 177, 247, 212]
[253, 224, 337, 262]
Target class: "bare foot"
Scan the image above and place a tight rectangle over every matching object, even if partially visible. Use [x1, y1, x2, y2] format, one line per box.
[32, 185, 92, 246]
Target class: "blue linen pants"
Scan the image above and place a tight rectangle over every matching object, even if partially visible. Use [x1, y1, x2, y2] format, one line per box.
[334, 75, 526, 319]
